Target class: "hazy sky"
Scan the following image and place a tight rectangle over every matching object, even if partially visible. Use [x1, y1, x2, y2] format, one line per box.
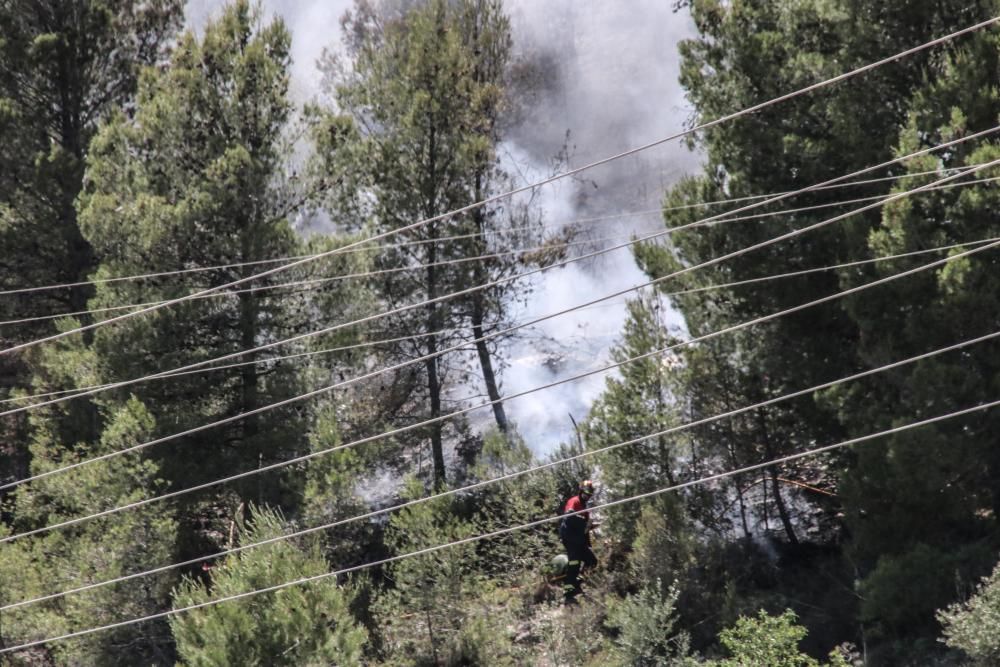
[183, 0, 699, 454]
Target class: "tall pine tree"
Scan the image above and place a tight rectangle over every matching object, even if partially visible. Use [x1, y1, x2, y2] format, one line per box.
[76, 0, 311, 551]
[321, 0, 533, 485]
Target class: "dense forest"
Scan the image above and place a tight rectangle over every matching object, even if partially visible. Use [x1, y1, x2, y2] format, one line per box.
[2, 0, 1000, 664]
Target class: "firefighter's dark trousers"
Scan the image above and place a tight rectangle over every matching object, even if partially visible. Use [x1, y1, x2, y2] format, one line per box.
[561, 538, 597, 599]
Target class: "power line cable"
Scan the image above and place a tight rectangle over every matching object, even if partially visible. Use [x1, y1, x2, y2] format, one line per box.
[695, 175, 1000, 228]
[1, 15, 1000, 652]
[645, 162, 991, 211]
[0, 232, 1000, 412]
[0, 231, 634, 328]
[0, 252, 314, 298]
[0, 233, 977, 411]
[5, 394, 999, 654]
[2, 232, 996, 410]
[664, 235, 1000, 297]
[0, 328, 470, 406]
[5, 173, 996, 330]
[5, 227, 996, 543]
[6, 322, 999, 613]
[3, 16, 996, 357]
[0, 161, 984, 300]
[0, 157, 995, 499]
[0, 155, 991, 501]
[3, 125, 996, 425]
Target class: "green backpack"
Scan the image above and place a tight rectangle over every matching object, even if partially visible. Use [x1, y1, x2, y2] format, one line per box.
[546, 553, 569, 580]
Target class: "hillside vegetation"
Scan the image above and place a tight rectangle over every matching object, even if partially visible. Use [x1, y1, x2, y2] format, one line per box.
[2, 1, 1000, 664]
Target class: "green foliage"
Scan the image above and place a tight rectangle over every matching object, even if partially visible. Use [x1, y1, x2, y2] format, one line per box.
[641, 0, 1000, 658]
[856, 539, 994, 647]
[831, 26, 1000, 647]
[0, 0, 183, 489]
[712, 609, 854, 667]
[320, 0, 532, 484]
[299, 404, 382, 568]
[468, 430, 563, 580]
[170, 505, 366, 666]
[374, 478, 482, 663]
[331, 0, 512, 226]
[448, 610, 519, 667]
[8, 2, 1000, 664]
[939, 557, 1000, 664]
[715, 609, 819, 667]
[538, 596, 612, 667]
[605, 581, 697, 667]
[301, 406, 362, 519]
[77, 0, 311, 510]
[1, 396, 178, 665]
[0, 0, 173, 366]
[370, 458, 564, 665]
[583, 294, 692, 546]
[629, 500, 696, 598]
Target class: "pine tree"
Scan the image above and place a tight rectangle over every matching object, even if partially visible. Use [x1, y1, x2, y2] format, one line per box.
[0, 356, 178, 665]
[76, 0, 312, 528]
[939, 555, 1000, 663]
[321, 0, 534, 485]
[373, 478, 480, 663]
[170, 505, 366, 666]
[605, 581, 696, 667]
[640, 0, 999, 549]
[634, 0, 1000, 655]
[827, 27, 1000, 645]
[582, 294, 698, 549]
[0, 0, 182, 320]
[714, 609, 830, 667]
[0, 0, 182, 503]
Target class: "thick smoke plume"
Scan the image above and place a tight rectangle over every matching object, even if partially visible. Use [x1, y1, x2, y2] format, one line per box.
[184, 0, 699, 451]
[493, 0, 697, 450]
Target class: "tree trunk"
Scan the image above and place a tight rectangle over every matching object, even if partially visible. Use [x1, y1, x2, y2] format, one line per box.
[756, 408, 798, 545]
[426, 228, 446, 487]
[470, 173, 508, 434]
[713, 346, 752, 539]
[426, 345, 446, 487]
[729, 437, 752, 540]
[238, 229, 261, 500]
[471, 286, 507, 434]
[423, 115, 447, 487]
[56, 13, 94, 319]
[651, 341, 676, 486]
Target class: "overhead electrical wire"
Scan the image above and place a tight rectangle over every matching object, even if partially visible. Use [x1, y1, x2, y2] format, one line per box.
[640, 162, 993, 211]
[0, 155, 991, 506]
[5, 322, 1000, 613]
[5, 394, 1000, 654]
[665, 235, 1000, 296]
[3, 15, 996, 357]
[1, 232, 996, 411]
[0, 10, 994, 556]
[0, 161, 986, 301]
[690, 175, 1000, 228]
[4, 224, 998, 545]
[3, 124, 996, 428]
[0, 327, 470, 406]
[4, 173, 997, 330]
[3, 127, 996, 420]
[0, 156, 995, 504]
[0, 232, 634, 327]
[2, 20, 1000, 652]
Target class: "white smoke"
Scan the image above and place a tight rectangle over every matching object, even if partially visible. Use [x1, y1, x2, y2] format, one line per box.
[185, 0, 353, 101]
[495, 0, 698, 451]
[184, 0, 700, 453]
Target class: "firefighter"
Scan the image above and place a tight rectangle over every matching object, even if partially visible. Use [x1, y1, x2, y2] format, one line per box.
[558, 479, 597, 601]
